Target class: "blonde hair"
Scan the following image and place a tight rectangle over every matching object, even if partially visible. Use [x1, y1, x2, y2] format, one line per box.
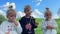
[6, 9, 16, 17]
[44, 7, 52, 17]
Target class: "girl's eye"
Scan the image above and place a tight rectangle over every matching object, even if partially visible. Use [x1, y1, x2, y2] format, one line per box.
[10, 15, 16, 17]
[9, 15, 13, 17]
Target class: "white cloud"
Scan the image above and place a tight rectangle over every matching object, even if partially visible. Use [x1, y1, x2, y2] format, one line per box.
[36, 2, 40, 6]
[34, 9, 43, 16]
[32, 0, 43, 6]
[0, 2, 16, 10]
[52, 8, 60, 19]
[0, 10, 4, 15]
[0, 10, 6, 18]
[0, 10, 5, 16]
[31, 12, 40, 18]
[38, 0, 42, 2]
[17, 11, 25, 17]
[32, 9, 43, 18]
[52, 14, 59, 19]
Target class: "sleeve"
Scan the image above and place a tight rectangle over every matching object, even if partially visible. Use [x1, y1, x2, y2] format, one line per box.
[15, 22, 22, 34]
[41, 20, 47, 30]
[32, 18, 37, 28]
[0, 22, 5, 34]
[19, 18, 26, 30]
[0, 31, 5, 34]
[52, 20, 58, 29]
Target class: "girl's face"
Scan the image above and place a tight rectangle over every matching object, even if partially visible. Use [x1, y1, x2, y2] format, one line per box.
[45, 12, 52, 20]
[7, 11, 16, 22]
[24, 7, 31, 16]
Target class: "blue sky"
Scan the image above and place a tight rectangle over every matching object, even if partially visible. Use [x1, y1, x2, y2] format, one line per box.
[0, 0, 60, 18]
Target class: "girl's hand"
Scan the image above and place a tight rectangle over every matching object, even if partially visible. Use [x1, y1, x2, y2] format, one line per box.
[35, 22, 38, 26]
[46, 25, 54, 29]
[25, 24, 30, 30]
[25, 24, 32, 30]
[13, 19, 18, 26]
[5, 32, 10, 34]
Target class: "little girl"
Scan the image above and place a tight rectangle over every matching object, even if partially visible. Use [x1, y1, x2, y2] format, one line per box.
[0, 8, 22, 34]
[41, 8, 58, 34]
[19, 5, 38, 34]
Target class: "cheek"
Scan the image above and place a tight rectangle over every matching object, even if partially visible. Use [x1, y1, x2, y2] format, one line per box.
[10, 16, 15, 19]
[7, 16, 12, 19]
[9, 17, 13, 20]
[13, 17, 16, 19]
[46, 16, 49, 18]
[27, 12, 31, 14]
[25, 12, 29, 14]
[46, 16, 51, 19]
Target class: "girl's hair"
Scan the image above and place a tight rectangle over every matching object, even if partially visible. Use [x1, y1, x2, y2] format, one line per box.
[24, 5, 31, 12]
[6, 6, 16, 16]
[44, 7, 52, 17]
[7, 9, 16, 15]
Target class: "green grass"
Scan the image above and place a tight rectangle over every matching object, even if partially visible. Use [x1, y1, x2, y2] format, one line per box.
[34, 18, 43, 34]
[34, 19, 60, 34]
[55, 19, 60, 34]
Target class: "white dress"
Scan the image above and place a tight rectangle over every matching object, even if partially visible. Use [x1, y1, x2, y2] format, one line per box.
[41, 19, 58, 34]
[0, 21, 22, 34]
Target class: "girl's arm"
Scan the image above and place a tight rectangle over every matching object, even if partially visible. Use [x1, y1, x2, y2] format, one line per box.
[32, 18, 38, 28]
[15, 22, 22, 34]
[52, 20, 58, 29]
[0, 21, 6, 34]
[41, 20, 47, 30]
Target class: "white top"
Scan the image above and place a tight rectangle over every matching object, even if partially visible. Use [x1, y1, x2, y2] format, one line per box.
[0, 21, 22, 34]
[41, 19, 58, 34]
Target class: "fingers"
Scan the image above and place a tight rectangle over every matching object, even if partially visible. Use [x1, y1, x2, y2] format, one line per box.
[35, 22, 38, 26]
[5, 32, 10, 34]
[25, 24, 32, 30]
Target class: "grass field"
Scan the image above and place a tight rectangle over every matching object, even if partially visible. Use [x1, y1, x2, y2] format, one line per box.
[34, 18, 60, 34]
